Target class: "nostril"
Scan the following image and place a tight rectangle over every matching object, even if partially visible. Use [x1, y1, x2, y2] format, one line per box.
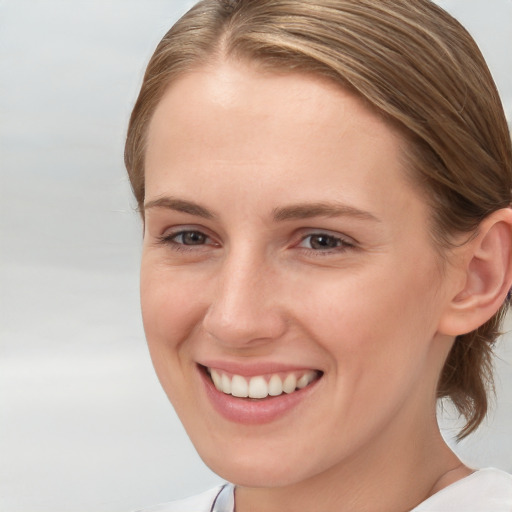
[202, 302, 287, 347]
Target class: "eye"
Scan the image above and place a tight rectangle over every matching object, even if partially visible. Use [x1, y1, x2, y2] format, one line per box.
[297, 232, 354, 252]
[157, 229, 218, 250]
[172, 230, 209, 246]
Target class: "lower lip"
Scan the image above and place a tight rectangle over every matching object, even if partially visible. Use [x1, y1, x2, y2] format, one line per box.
[198, 366, 321, 425]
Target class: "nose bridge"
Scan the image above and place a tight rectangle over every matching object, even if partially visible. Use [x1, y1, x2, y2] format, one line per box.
[203, 244, 286, 346]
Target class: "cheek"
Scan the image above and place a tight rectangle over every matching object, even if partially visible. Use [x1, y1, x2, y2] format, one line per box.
[290, 273, 442, 450]
[139, 264, 207, 415]
[296, 260, 442, 379]
[139, 261, 207, 385]
[141, 261, 199, 336]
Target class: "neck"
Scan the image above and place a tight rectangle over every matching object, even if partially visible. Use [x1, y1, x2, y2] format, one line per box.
[235, 409, 468, 512]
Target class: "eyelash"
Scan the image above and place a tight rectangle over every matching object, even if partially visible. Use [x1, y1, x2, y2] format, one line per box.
[156, 230, 217, 252]
[156, 229, 355, 256]
[297, 233, 355, 254]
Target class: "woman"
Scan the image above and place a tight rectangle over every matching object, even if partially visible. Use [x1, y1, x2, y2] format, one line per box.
[125, 0, 512, 510]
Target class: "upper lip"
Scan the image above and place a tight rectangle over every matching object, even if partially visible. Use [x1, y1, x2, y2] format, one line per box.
[198, 360, 321, 377]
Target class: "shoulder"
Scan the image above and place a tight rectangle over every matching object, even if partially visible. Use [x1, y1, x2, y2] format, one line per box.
[412, 468, 512, 511]
[136, 484, 234, 512]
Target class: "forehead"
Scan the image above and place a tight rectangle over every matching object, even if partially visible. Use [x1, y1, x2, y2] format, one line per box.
[147, 59, 405, 168]
[145, 60, 423, 221]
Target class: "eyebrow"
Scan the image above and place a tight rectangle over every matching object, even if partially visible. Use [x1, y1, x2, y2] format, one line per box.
[272, 202, 380, 223]
[144, 196, 379, 223]
[144, 197, 215, 219]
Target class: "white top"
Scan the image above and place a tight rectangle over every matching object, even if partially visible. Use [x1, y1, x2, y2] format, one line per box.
[139, 468, 512, 512]
[411, 468, 512, 511]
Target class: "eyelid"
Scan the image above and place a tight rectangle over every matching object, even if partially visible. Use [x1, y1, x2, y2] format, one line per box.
[296, 228, 356, 244]
[294, 229, 357, 253]
[156, 225, 220, 248]
[153, 224, 356, 255]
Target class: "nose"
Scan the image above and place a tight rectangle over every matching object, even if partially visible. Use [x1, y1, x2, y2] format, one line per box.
[202, 251, 288, 348]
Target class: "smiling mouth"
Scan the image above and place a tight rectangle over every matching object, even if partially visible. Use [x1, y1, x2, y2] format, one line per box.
[204, 366, 322, 399]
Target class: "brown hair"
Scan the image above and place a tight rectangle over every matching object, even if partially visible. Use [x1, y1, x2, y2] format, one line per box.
[125, 0, 512, 438]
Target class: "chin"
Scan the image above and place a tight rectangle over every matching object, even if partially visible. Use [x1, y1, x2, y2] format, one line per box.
[203, 451, 311, 488]
[188, 426, 332, 488]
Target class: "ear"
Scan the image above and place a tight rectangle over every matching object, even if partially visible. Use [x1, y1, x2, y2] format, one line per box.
[438, 208, 512, 337]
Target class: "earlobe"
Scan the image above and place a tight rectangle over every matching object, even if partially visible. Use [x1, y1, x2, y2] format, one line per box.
[438, 208, 512, 337]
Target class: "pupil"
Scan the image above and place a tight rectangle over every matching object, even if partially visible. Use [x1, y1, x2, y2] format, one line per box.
[311, 235, 338, 249]
[183, 231, 205, 245]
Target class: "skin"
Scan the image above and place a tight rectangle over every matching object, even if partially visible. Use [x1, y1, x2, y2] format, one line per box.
[140, 59, 475, 511]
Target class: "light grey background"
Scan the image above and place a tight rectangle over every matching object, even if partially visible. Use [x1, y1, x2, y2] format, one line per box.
[0, 1, 511, 511]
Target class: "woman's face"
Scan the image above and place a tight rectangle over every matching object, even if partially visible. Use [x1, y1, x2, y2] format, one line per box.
[141, 61, 461, 487]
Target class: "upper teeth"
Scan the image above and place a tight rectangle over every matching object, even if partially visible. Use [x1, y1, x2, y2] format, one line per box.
[208, 369, 318, 399]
